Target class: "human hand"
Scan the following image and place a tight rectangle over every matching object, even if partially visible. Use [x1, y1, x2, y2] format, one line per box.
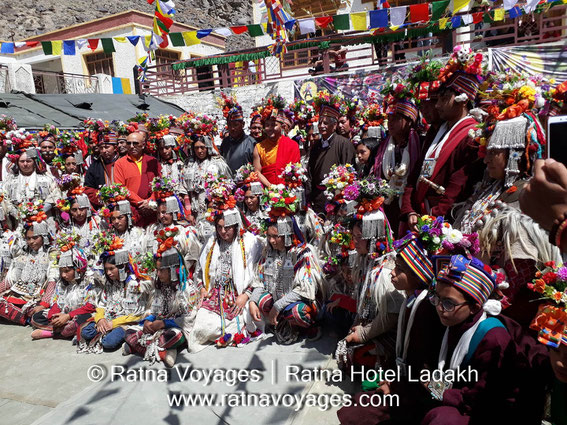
[408, 213, 419, 231]
[249, 301, 261, 322]
[345, 326, 362, 344]
[326, 298, 340, 313]
[268, 307, 279, 326]
[230, 293, 248, 316]
[51, 313, 70, 328]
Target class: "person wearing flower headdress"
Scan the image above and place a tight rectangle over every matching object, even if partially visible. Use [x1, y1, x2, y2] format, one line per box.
[30, 233, 99, 341]
[143, 177, 202, 269]
[0, 200, 55, 326]
[84, 131, 120, 209]
[248, 184, 324, 344]
[527, 263, 567, 425]
[113, 130, 161, 227]
[234, 164, 267, 236]
[189, 181, 263, 352]
[416, 254, 548, 425]
[56, 178, 103, 259]
[123, 228, 200, 367]
[182, 114, 231, 223]
[308, 91, 356, 215]
[249, 111, 264, 144]
[156, 129, 186, 198]
[51, 129, 87, 182]
[78, 232, 150, 353]
[3, 130, 60, 220]
[38, 124, 59, 177]
[454, 76, 560, 329]
[333, 174, 405, 369]
[98, 183, 145, 258]
[372, 80, 422, 236]
[219, 93, 257, 174]
[403, 47, 485, 228]
[336, 97, 359, 140]
[352, 95, 386, 180]
[252, 95, 300, 187]
[338, 217, 467, 424]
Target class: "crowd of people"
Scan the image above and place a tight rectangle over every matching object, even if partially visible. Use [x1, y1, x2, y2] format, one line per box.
[1, 45, 567, 424]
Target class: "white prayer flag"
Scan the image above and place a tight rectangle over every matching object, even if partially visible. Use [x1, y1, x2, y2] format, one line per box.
[390, 6, 407, 27]
[298, 18, 316, 35]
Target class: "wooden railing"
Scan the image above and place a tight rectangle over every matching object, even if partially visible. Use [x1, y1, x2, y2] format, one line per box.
[140, 4, 567, 96]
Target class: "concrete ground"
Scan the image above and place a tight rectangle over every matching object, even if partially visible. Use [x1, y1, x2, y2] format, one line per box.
[0, 322, 359, 425]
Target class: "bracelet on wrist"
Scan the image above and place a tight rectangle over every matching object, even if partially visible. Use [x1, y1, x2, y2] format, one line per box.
[549, 212, 567, 246]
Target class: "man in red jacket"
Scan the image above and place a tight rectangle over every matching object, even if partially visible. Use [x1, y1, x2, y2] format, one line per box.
[402, 71, 483, 228]
[113, 131, 161, 226]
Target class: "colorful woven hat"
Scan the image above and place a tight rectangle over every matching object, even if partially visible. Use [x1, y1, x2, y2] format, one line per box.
[436, 255, 497, 305]
[313, 90, 343, 121]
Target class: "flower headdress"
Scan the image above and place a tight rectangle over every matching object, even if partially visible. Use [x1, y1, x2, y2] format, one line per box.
[234, 164, 263, 202]
[56, 231, 82, 253]
[112, 120, 139, 136]
[151, 176, 177, 200]
[261, 184, 303, 246]
[55, 183, 90, 221]
[18, 199, 47, 224]
[361, 93, 386, 129]
[55, 231, 88, 274]
[5, 129, 38, 164]
[0, 115, 17, 144]
[544, 80, 567, 115]
[217, 92, 243, 121]
[437, 46, 486, 103]
[313, 90, 343, 121]
[289, 99, 316, 129]
[92, 231, 126, 258]
[321, 164, 359, 217]
[38, 123, 59, 142]
[380, 78, 419, 123]
[255, 94, 288, 124]
[98, 183, 130, 220]
[323, 223, 356, 274]
[408, 55, 443, 102]
[144, 115, 172, 156]
[82, 118, 111, 146]
[528, 261, 567, 348]
[204, 173, 238, 223]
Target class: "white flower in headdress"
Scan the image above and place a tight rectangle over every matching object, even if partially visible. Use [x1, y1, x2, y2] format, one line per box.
[446, 228, 463, 244]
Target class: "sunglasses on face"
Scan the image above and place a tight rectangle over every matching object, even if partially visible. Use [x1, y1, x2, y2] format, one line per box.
[126, 142, 142, 146]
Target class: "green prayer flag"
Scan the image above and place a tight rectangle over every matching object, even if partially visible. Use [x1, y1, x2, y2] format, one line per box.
[41, 41, 53, 55]
[247, 24, 264, 37]
[169, 33, 185, 47]
[101, 38, 115, 53]
[483, 11, 494, 23]
[431, 0, 450, 20]
[333, 14, 350, 30]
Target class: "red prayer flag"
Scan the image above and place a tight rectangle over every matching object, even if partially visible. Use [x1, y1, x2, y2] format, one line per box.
[25, 41, 40, 47]
[472, 12, 483, 24]
[315, 16, 333, 28]
[87, 39, 99, 51]
[409, 3, 430, 23]
[230, 26, 249, 34]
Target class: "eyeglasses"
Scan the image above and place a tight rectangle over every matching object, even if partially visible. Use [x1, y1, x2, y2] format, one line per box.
[126, 142, 141, 146]
[428, 291, 469, 312]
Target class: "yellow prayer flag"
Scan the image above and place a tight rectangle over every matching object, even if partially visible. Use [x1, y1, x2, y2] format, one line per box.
[182, 31, 200, 46]
[452, 0, 470, 13]
[52, 41, 62, 56]
[121, 78, 132, 94]
[144, 35, 152, 49]
[350, 12, 367, 31]
[439, 17, 449, 29]
[114, 37, 127, 43]
[262, 23, 268, 32]
[389, 26, 400, 31]
[494, 8, 505, 21]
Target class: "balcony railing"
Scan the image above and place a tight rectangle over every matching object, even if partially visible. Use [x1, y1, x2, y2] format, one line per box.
[32, 70, 100, 94]
[139, 4, 567, 96]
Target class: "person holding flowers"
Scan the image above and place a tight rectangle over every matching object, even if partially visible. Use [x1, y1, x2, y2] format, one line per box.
[0, 200, 54, 326]
[249, 184, 324, 344]
[30, 232, 99, 340]
[84, 128, 120, 209]
[182, 113, 231, 223]
[308, 91, 356, 214]
[123, 228, 200, 367]
[252, 95, 300, 187]
[79, 232, 150, 353]
[189, 176, 262, 352]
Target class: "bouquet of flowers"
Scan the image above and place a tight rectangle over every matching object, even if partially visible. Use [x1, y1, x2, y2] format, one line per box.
[151, 176, 177, 199]
[234, 163, 258, 186]
[279, 162, 308, 189]
[98, 183, 130, 205]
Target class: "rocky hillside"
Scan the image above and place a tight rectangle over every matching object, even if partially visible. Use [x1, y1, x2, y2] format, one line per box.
[1, 0, 255, 51]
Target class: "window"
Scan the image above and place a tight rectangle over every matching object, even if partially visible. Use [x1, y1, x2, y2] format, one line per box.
[85, 52, 115, 76]
[155, 49, 181, 65]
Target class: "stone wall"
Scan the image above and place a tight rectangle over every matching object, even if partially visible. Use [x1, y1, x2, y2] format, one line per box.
[1, 0, 255, 51]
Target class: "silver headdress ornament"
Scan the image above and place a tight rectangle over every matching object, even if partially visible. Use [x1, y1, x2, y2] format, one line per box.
[203, 136, 216, 156]
[362, 210, 385, 241]
[164, 196, 181, 215]
[223, 208, 242, 228]
[249, 181, 264, 196]
[487, 116, 528, 188]
[25, 147, 38, 159]
[160, 247, 181, 281]
[162, 134, 177, 147]
[75, 194, 92, 217]
[116, 200, 133, 227]
[32, 221, 50, 240]
[365, 126, 382, 140]
[341, 200, 358, 216]
[295, 187, 307, 210]
[58, 250, 74, 268]
[74, 151, 84, 166]
[277, 216, 294, 247]
[113, 248, 130, 281]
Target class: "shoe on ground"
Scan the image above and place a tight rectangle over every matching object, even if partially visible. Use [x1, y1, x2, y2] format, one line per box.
[306, 326, 323, 342]
[122, 342, 132, 356]
[164, 349, 177, 368]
